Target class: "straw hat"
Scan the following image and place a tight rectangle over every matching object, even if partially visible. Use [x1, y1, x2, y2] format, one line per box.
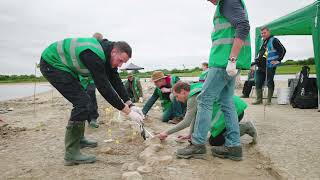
[151, 71, 166, 82]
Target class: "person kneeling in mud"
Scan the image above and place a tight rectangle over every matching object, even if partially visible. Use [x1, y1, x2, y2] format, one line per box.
[157, 82, 257, 151]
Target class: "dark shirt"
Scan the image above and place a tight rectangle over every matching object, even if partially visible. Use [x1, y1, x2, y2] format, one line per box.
[253, 36, 286, 69]
[79, 40, 129, 110]
[220, 0, 250, 40]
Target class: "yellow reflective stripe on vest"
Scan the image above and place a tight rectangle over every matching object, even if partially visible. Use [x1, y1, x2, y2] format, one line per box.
[211, 38, 250, 48]
[57, 39, 104, 74]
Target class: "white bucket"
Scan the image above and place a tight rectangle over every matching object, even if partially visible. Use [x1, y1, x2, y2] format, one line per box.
[277, 88, 290, 105]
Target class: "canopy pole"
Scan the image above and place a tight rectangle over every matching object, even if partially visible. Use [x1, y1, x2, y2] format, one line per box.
[318, 90, 320, 112]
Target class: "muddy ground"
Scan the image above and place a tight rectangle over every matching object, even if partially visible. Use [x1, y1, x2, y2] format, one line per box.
[0, 80, 319, 179]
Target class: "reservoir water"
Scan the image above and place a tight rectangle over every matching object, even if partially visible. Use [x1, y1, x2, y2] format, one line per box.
[0, 83, 52, 101]
[0, 74, 316, 102]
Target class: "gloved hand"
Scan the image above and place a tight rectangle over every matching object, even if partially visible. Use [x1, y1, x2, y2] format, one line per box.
[138, 97, 144, 103]
[226, 59, 238, 77]
[128, 110, 144, 124]
[131, 106, 145, 119]
[169, 93, 174, 102]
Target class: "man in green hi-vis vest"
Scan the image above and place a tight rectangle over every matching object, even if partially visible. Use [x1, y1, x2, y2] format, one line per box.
[198, 62, 209, 82]
[142, 71, 186, 123]
[124, 73, 144, 103]
[177, 0, 251, 161]
[40, 38, 144, 166]
[157, 82, 257, 148]
[76, 33, 104, 129]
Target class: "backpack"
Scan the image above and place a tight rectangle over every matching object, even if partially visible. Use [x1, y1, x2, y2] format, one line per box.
[290, 66, 318, 109]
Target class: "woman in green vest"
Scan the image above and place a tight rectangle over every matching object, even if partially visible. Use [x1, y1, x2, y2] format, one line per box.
[157, 82, 257, 148]
[40, 38, 144, 166]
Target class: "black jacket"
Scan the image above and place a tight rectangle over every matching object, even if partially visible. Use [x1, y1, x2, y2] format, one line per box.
[79, 39, 129, 110]
[253, 36, 286, 70]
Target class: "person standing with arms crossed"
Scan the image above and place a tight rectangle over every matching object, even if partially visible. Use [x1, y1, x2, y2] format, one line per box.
[176, 0, 251, 161]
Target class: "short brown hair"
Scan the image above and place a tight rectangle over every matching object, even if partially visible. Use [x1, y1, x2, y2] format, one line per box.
[114, 41, 132, 58]
[260, 26, 269, 32]
[202, 62, 208, 67]
[173, 81, 191, 93]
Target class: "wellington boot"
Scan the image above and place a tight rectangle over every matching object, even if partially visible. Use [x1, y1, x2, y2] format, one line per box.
[64, 121, 96, 166]
[239, 121, 258, 145]
[265, 88, 274, 106]
[89, 119, 99, 128]
[252, 89, 263, 105]
[80, 125, 98, 148]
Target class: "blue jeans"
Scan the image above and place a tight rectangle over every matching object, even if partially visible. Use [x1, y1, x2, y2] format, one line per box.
[192, 67, 240, 147]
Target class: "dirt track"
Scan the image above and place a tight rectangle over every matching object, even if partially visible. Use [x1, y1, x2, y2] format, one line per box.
[0, 80, 318, 179]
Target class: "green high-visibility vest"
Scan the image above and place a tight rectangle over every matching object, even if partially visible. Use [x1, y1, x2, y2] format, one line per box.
[133, 78, 141, 98]
[188, 82, 248, 138]
[198, 70, 209, 82]
[188, 82, 204, 98]
[209, 0, 251, 70]
[41, 38, 106, 78]
[79, 75, 94, 90]
[156, 75, 177, 112]
[125, 78, 141, 98]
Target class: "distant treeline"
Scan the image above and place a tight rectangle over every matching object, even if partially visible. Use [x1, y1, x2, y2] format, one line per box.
[0, 75, 46, 83]
[0, 58, 316, 83]
[120, 57, 316, 78]
[282, 57, 315, 65]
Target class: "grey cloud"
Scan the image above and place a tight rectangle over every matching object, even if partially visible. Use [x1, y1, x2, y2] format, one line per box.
[0, 0, 315, 74]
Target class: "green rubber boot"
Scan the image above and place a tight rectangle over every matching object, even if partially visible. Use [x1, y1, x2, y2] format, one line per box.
[80, 124, 98, 149]
[265, 88, 274, 106]
[239, 121, 258, 145]
[64, 121, 96, 166]
[252, 89, 263, 105]
[89, 119, 99, 128]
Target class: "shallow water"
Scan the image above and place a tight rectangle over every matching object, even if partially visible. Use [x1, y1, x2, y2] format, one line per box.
[0, 83, 52, 101]
[0, 74, 317, 102]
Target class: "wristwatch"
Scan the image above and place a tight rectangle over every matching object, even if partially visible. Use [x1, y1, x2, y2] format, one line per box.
[228, 57, 237, 62]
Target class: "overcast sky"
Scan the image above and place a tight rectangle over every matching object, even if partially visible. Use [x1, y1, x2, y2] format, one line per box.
[0, 0, 316, 74]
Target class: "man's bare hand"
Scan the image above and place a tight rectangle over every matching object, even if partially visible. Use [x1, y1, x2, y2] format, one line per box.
[157, 132, 168, 140]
